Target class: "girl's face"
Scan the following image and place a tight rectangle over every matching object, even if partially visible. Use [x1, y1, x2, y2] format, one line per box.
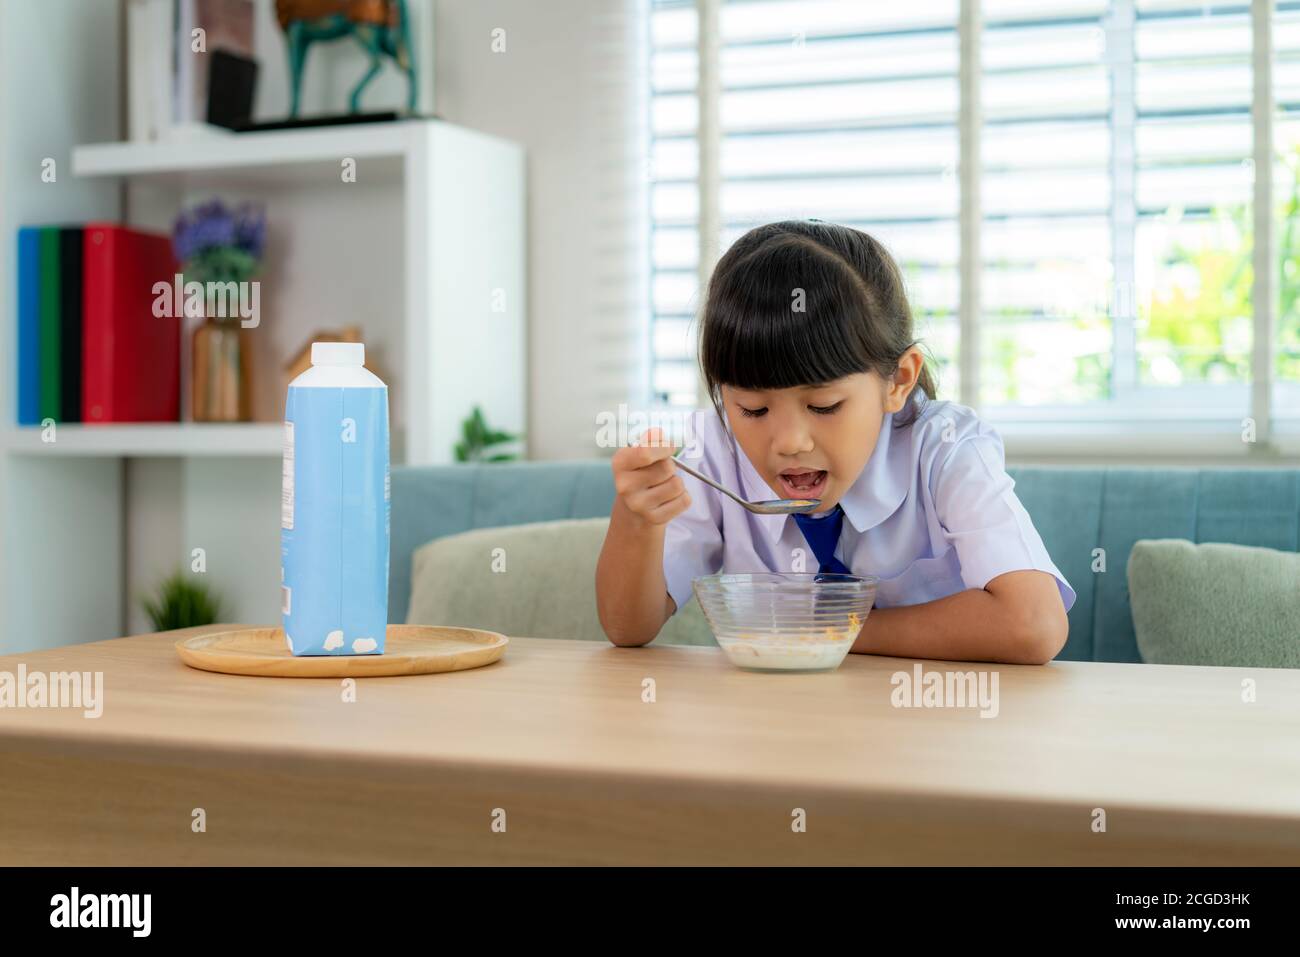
[721, 348, 924, 514]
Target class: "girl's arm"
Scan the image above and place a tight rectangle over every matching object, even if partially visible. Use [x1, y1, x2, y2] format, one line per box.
[596, 497, 677, 646]
[596, 427, 692, 646]
[850, 569, 1069, 665]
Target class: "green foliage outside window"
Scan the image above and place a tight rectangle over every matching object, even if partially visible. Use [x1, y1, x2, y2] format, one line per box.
[900, 148, 1300, 403]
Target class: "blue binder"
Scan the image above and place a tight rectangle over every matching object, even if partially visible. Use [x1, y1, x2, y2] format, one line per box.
[16, 227, 41, 425]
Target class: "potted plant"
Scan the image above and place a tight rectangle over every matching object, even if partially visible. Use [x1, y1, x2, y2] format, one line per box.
[172, 198, 266, 421]
[454, 405, 523, 462]
[140, 568, 226, 631]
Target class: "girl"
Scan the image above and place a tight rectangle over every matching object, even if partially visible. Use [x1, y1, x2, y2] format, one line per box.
[595, 220, 1075, 665]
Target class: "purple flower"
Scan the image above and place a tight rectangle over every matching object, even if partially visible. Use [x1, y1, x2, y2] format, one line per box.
[172, 198, 266, 264]
[232, 203, 266, 259]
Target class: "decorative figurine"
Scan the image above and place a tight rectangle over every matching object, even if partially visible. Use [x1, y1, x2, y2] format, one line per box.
[275, 0, 416, 118]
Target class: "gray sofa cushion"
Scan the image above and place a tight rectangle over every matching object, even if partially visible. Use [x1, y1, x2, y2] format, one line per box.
[1128, 538, 1300, 668]
[406, 516, 716, 646]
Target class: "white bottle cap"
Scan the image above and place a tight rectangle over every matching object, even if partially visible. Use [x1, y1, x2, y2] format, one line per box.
[311, 342, 365, 366]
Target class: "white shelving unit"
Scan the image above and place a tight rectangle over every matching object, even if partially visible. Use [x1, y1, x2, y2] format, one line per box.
[72, 123, 413, 183]
[3, 110, 526, 652]
[63, 118, 525, 466]
[2, 423, 285, 457]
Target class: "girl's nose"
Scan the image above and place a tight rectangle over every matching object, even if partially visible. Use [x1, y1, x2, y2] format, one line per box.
[772, 420, 814, 457]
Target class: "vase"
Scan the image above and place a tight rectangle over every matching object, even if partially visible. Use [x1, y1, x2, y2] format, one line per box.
[192, 316, 252, 422]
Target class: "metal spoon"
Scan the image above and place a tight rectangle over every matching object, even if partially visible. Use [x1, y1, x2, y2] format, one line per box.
[671, 455, 821, 515]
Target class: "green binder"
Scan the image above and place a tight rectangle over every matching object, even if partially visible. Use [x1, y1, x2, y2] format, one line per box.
[37, 227, 61, 422]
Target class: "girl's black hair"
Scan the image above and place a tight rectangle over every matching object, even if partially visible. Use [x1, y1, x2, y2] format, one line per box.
[699, 219, 938, 429]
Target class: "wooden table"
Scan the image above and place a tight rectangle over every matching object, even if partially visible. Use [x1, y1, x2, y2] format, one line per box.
[1, 625, 1298, 865]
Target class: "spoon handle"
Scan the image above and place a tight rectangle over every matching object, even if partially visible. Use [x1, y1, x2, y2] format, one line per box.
[671, 455, 747, 507]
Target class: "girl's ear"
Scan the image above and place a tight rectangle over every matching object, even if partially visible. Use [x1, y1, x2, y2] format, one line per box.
[884, 347, 924, 413]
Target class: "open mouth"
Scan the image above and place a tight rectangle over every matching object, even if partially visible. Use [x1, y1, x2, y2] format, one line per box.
[777, 469, 828, 500]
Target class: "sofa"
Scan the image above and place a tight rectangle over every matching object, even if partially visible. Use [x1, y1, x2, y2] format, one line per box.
[390, 461, 1300, 664]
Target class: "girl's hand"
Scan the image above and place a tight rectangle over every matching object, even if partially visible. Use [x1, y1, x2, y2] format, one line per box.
[611, 426, 692, 526]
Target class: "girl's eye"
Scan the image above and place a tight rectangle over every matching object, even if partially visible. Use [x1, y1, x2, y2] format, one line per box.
[809, 401, 844, 415]
[739, 406, 767, 418]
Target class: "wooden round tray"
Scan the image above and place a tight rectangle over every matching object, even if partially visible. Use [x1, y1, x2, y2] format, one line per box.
[175, 624, 508, 678]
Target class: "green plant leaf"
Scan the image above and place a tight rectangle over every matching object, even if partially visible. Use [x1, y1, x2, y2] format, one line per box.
[141, 567, 224, 631]
[455, 406, 522, 463]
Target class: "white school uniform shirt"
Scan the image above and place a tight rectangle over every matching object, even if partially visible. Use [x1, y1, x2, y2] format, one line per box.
[663, 398, 1076, 616]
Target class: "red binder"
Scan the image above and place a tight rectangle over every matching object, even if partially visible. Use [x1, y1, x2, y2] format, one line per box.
[81, 224, 180, 423]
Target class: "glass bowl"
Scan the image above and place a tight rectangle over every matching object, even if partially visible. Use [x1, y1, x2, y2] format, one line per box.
[692, 572, 878, 672]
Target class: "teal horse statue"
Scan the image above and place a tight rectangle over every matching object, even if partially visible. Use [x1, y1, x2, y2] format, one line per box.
[276, 0, 416, 118]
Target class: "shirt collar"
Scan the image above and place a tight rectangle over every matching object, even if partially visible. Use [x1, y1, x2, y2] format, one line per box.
[730, 410, 912, 547]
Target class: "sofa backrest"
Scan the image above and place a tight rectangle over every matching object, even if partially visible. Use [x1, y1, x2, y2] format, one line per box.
[390, 461, 1300, 663]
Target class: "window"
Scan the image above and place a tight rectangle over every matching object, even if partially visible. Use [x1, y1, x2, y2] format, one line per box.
[648, 0, 960, 406]
[649, 1, 701, 407]
[648, 0, 1298, 444]
[1275, 0, 1300, 425]
[982, 0, 1112, 410]
[1134, 0, 1253, 420]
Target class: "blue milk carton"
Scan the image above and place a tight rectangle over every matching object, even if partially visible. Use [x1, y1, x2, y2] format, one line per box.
[281, 342, 390, 655]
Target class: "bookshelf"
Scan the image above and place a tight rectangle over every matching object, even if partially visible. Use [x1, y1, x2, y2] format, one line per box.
[59, 118, 525, 465]
[2, 423, 285, 457]
[4, 93, 525, 649]
[72, 123, 412, 185]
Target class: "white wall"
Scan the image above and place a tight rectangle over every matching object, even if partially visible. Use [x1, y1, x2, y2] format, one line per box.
[432, 0, 645, 459]
[0, 0, 125, 651]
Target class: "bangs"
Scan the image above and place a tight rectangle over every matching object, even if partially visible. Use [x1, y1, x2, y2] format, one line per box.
[701, 236, 868, 393]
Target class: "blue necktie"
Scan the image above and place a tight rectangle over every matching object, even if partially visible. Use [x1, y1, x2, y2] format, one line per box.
[792, 504, 852, 577]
